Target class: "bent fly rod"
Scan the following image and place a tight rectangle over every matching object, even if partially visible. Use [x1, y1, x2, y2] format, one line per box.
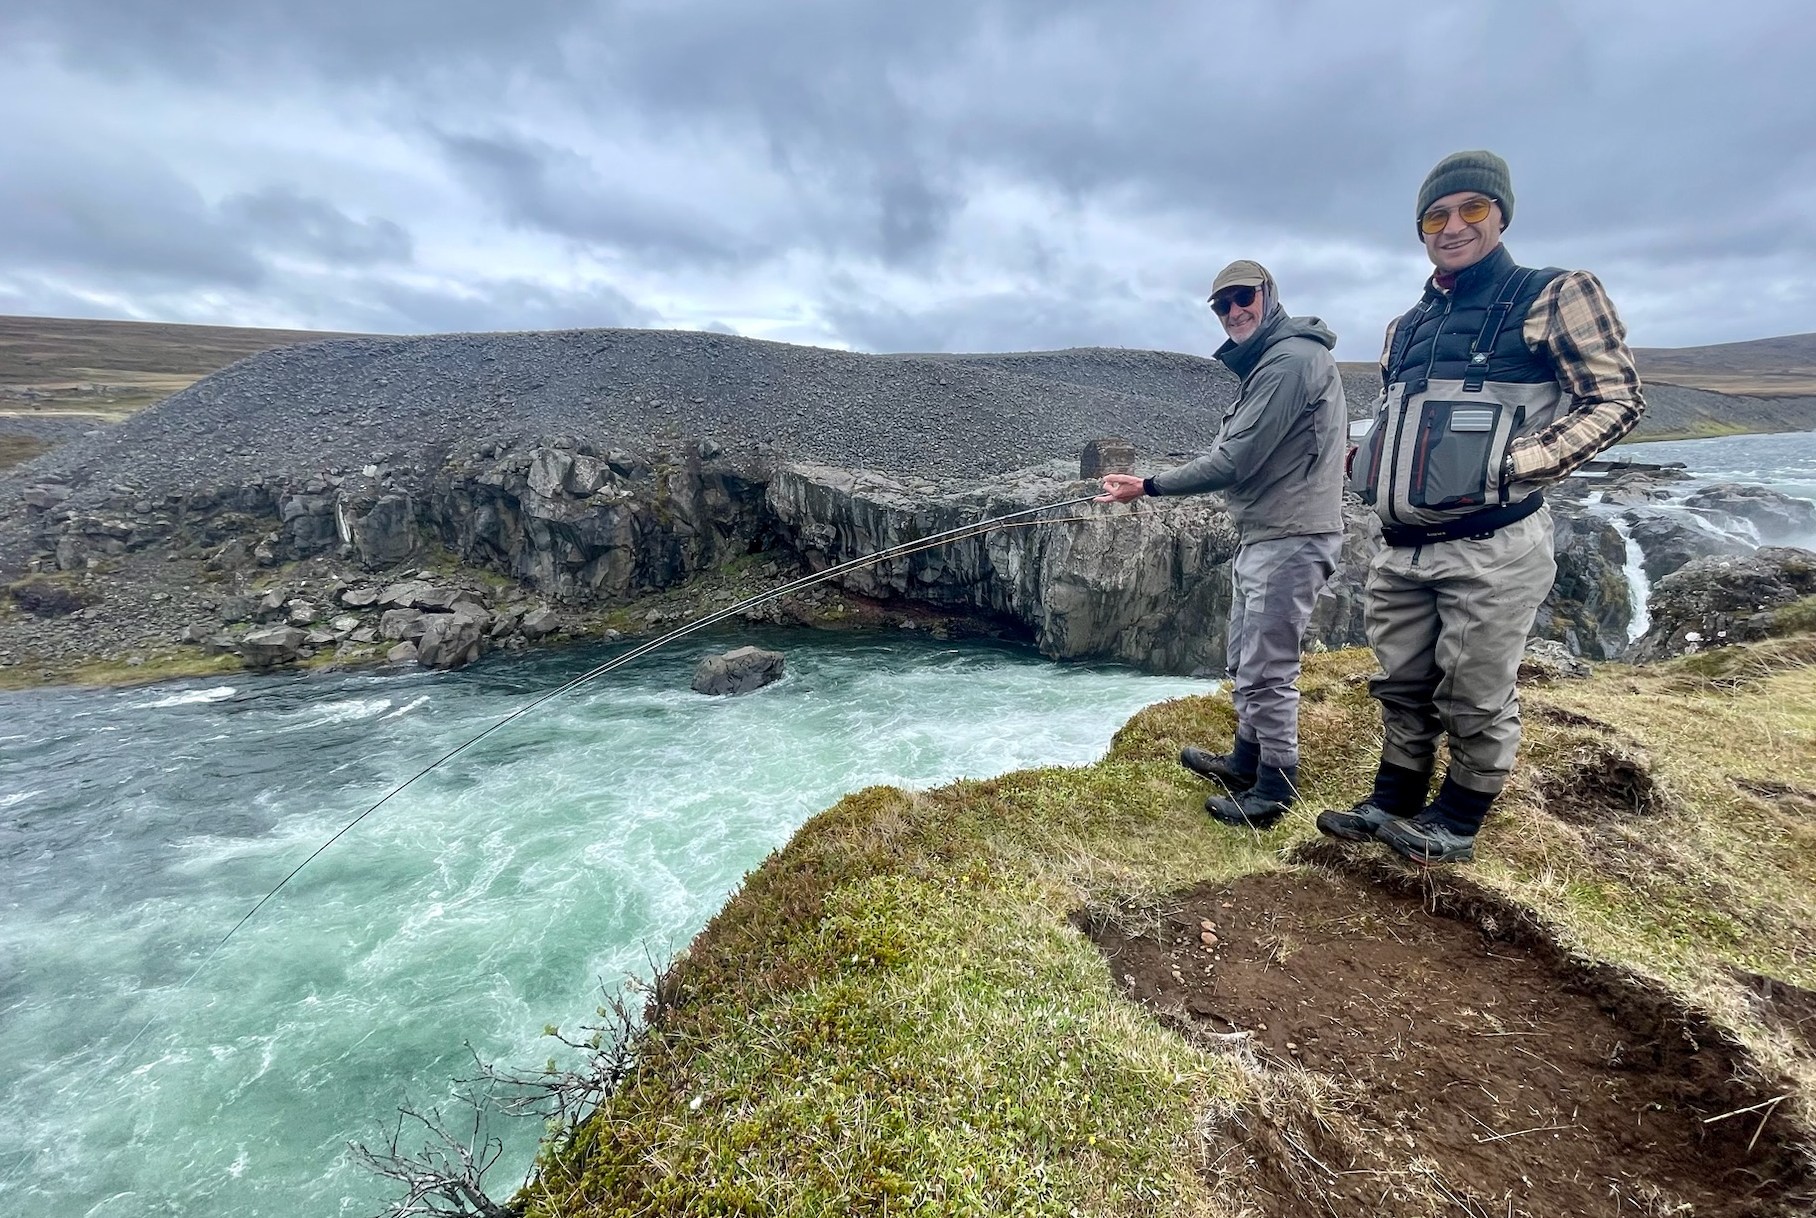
[195, 489, 1110, 977]
[4, 489, 1121, 1161]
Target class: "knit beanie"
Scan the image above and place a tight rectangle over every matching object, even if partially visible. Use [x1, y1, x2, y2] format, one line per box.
[1416, 150, 1513, 233]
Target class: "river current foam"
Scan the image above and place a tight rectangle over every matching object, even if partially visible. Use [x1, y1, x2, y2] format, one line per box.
[0, 629, 1204, 1216]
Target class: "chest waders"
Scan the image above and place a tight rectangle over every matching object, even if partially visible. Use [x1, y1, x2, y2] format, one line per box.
[1353, 251, 1565, 844]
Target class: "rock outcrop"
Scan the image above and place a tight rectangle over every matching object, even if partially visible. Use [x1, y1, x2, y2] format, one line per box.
[1628, 547, 1816, 662]
[1537, 511, 1634, 661]
[14, 433, 1650, 678]
[1518, 638, 1594, 682]
[426, 437, 771, 601]
[767, 461, 1248, 674]
[1681, 483, 1816, 546]
[1621, 512, 1750, 583]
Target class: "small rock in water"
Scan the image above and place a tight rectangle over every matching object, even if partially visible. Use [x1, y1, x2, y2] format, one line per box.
[691, 646, 786, 696]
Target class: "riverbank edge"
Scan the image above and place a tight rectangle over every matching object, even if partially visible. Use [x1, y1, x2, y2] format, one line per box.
[503, 637, 1816, 1216]
[0, 559, 1025, 693]
[1626, 419, 1804, 443]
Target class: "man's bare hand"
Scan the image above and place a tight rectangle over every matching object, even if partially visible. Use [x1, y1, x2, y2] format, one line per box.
[1096, 473, 1148, 503]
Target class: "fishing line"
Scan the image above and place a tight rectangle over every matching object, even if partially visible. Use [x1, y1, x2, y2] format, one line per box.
[122, 491, 1113, 1027]
[0, 490, 1122, 1182]
[33, 484, 1185, 1215]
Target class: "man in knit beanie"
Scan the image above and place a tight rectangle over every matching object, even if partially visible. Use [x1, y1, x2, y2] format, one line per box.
[1318, 150, 1646, 864]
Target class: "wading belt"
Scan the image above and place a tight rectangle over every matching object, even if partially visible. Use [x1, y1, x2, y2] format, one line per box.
[1380, 493, 1544, 547]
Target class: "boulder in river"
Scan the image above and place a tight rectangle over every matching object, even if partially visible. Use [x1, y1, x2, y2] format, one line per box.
[519, 607, 560, 638]
[416, 612, 486, 670]
[692, 646, 786, 696]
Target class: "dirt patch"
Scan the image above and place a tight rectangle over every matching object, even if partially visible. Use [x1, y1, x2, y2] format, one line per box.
[1535, 738, 1662, 823]
[1080, 867, 1812, 1216]
[0, 433, 50, 469]
[1735, 777, 1816, 815]
[1526, 703, 1620, 733]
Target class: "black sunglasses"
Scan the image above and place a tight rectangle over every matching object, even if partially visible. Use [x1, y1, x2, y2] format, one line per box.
[1210, 285, 1259, 316]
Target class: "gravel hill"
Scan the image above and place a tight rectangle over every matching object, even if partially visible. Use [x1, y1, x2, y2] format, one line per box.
[10, 322, 1809, 527]
[5, 330, 1248, 508]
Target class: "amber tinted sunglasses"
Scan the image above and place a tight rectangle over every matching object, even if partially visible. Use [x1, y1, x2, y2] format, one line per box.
[1210, 285, 1259, 315]
[1419, 196, 1495, 235]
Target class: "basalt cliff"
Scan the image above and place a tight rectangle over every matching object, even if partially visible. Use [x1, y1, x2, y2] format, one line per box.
[1, 328, 1811, 683]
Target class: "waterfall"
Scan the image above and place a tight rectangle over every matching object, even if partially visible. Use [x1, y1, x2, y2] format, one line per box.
[1608, 515, 1652, 644]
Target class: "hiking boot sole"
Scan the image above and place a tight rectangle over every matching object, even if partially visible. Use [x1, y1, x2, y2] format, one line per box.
[1377, 820, 1476, 865]
[1315, 803, 1399, 844]
[1205, 794, 1287, 830]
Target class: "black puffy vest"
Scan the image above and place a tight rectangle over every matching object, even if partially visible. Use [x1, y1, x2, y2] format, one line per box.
[1386, 245, 1562, 395]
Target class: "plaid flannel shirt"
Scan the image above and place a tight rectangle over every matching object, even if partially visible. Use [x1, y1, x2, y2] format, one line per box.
[1378, 268, 1646, 483]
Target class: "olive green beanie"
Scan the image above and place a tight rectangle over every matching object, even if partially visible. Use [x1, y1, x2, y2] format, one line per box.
[1416, 150, 1513, 233]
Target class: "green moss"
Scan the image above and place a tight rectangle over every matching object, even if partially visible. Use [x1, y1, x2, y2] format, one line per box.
[412, 541, 518, 591]
[1772, 595, 1816, 637]
[0, 650, 248, 691]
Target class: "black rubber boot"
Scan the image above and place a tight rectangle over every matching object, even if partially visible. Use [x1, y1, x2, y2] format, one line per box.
[1315, 761, 1430, 842]
[1180, 735, 1260, 791]
[1377, 775, 1495, 865]
[1207, 763, 1297, 829]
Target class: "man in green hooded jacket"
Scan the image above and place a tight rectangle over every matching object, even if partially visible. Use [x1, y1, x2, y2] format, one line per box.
[1100, 260, 1346, 827]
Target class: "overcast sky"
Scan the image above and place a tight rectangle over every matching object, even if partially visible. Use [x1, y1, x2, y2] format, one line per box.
[2, 0, 1812, 360]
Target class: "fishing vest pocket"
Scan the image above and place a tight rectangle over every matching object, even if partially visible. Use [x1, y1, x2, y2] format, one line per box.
[1406, 401, 1510, 510]
[1348, 413, 1389, 505]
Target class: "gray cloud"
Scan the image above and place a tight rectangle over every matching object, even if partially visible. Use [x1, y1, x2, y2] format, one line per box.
[0, 139, 265, 288]
[220, 187, 413, 266]
[1, 0, 1813, 353]
[357, 277, 654, 336]
[434, 131, 758, 267]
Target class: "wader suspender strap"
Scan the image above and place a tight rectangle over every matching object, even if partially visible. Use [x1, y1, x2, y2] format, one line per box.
[1384, 299, 1430, 395]
[1462, 268, 1535, 393]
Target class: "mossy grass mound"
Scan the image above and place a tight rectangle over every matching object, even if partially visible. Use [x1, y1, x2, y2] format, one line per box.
[520, 641, 1816, 1216]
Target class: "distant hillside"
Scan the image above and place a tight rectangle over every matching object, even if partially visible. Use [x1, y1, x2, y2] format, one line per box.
[1342, 331, 1816, 439]
[0, 329, 1250, 515]
[1634, 332, 1816, 397]
[0, 314, 365, 420]
[1341, 332, 1816, 398]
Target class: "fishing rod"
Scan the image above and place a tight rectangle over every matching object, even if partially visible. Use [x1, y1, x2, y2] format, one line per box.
[0, 489, 1130, 1195]
[196, 489, 1110, 975]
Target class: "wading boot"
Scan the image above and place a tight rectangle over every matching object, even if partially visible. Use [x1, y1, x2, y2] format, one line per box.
[1375, 776, 1494, 866]
[1206, 763, 1296, 830]
[1315, 761, 1430, 843]
[1180, 735, 1259, 792]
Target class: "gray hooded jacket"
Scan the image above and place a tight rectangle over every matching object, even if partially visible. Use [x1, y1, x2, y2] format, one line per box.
[1149, 302, 1346, 543]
